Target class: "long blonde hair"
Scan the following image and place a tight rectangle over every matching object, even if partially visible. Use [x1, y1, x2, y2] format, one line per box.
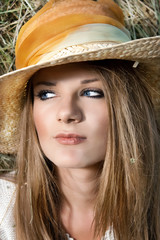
[15, 60, 160, 240]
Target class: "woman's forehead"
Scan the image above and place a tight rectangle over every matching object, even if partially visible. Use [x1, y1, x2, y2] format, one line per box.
[32, 62, 100, 84]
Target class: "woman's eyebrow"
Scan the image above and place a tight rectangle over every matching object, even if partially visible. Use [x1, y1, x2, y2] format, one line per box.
[34, 78, 99, 86]
[81, 78, 99, 84]
[34, 81, 57, 86]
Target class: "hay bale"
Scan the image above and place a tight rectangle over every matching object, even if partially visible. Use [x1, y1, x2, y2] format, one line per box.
[0, 0, 46, 75]
[115, 0, 160, 39]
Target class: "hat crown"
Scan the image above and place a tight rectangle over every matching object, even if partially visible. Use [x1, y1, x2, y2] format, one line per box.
[15, 0, 125, 69]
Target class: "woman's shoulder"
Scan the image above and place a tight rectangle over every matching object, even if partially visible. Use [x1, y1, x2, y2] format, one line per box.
[0, 172, 16, 240]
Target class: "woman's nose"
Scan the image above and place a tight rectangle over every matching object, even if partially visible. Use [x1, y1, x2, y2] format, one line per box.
[56, 97, 83, 124]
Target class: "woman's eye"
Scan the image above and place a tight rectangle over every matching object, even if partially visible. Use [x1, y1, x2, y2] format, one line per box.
[81, 89, 104, 98]
[36, 90, 56, 100]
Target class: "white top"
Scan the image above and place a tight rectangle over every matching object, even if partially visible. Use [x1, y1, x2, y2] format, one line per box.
[0, 178, 16, 240]
[0, 178, 114, 240]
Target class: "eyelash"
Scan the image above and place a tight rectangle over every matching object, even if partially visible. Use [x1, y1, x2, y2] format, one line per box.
[35, 88, 104, 101]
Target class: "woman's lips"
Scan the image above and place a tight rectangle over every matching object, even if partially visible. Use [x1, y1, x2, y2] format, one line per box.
[55, 134, 86, 145]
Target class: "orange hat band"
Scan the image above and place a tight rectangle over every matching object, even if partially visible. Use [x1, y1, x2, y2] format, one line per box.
[16, 23, 130, 68]
[31, 23, 130, 66]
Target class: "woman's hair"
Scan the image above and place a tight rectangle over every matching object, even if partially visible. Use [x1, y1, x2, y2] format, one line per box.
[15, 60, 160, 240]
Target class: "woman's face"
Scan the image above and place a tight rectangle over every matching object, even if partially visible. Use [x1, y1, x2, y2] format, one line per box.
[33, 63, 109, 169]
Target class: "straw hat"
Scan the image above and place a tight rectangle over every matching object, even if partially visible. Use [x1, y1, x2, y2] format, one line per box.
[0, 0, 160, 156]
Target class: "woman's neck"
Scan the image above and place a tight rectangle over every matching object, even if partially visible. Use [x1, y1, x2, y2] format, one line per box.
[57, 164, 101, 209]
[57, 164, 102, 240]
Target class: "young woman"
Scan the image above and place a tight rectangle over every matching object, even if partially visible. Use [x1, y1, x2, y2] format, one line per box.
[0, 0, 160, 240]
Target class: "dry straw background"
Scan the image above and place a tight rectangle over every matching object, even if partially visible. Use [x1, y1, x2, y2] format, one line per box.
[0, 0, 160, 170]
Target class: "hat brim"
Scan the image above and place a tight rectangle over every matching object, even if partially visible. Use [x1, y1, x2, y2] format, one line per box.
[0, 36, 160, 154]
[1, 36, 160, 80]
